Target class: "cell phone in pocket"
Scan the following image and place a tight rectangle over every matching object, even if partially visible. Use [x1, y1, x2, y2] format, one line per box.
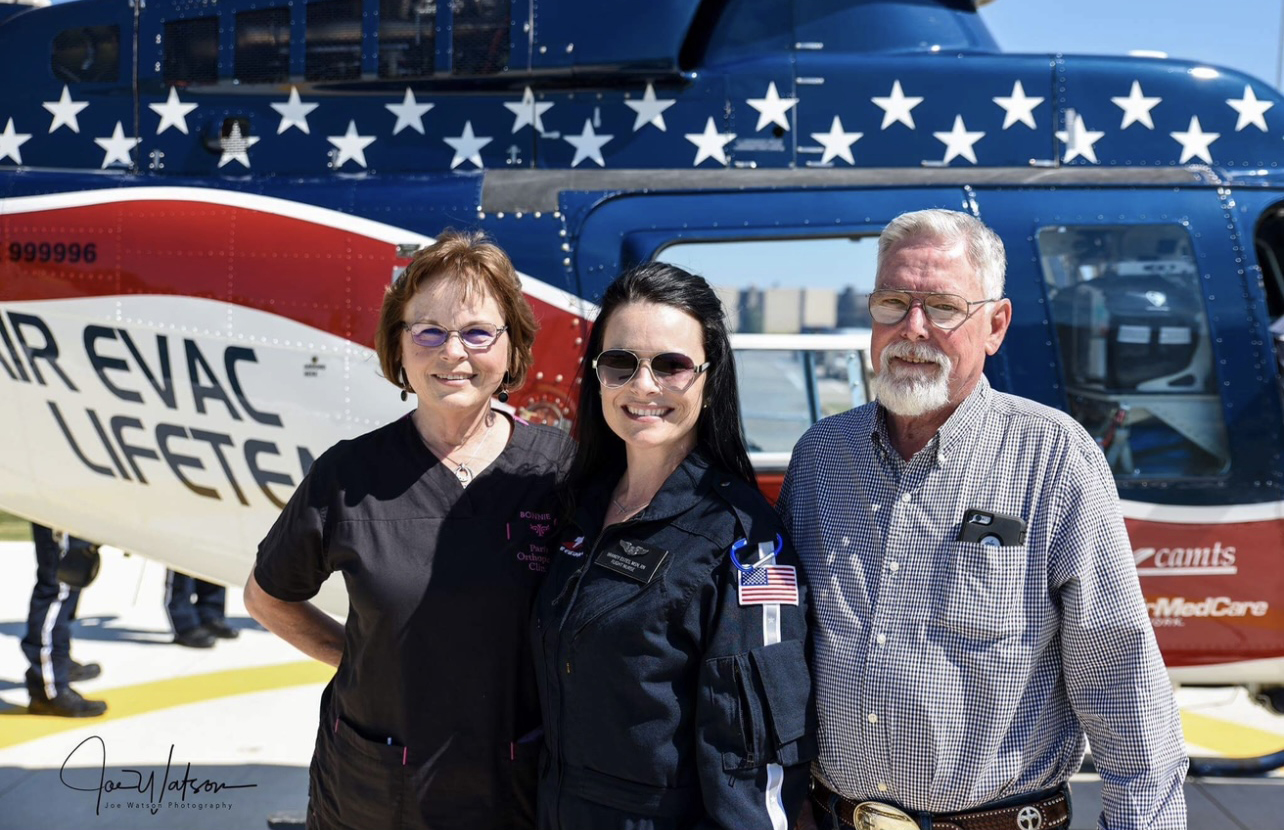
[957, 509, 1027, 547]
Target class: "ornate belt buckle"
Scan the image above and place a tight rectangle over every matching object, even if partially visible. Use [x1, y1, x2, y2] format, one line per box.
[852, 801, 920, 830]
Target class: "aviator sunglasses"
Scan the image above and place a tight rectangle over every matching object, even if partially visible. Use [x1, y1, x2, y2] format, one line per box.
[867, 289, 999, 331]
[403, 322, 507, 350]
[593, 349, 710, 392]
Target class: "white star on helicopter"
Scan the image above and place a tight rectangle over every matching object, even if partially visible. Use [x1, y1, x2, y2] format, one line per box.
[504, 87, 554, 135]
[41, 85, 89, 134]
[934, 115, 984, 164]
[1056, 114, 1105, 164]
[271, 87, 319, 135]
[149, 87, 198, 135]
[1171, 116, 1219, 164]
[1227, 85, 1273, 132]
[685, 117, 736, 166]
[624, 83, 675, 132]
[1112, 80, 1162, 130]
[218, 122, 260, 169]
[94, 121, 140, 168]
[746, 82, 797, 131]
[810, 116, 862, 165]
[386, 88, 434, 135]
[327, 121, 377, 169]
[0, 118, 32, 164]
[564, 119, 613, 167]
[872, 80, 923, 130]
[444, 121, 492, 169]
[993, 80, 1044, 130]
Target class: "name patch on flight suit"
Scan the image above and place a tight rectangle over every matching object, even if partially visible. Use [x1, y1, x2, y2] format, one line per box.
[595, 539, 668, 584]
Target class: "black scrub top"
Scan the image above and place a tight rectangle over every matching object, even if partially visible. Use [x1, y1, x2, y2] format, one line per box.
[255, 412, 570, 830]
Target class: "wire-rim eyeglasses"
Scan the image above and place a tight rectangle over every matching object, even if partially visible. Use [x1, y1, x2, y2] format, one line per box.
[403, 322, 508, 350]
[867, 289, 1000, 331]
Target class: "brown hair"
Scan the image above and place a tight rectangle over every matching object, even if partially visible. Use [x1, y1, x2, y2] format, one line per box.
[375, 230, 538, 393]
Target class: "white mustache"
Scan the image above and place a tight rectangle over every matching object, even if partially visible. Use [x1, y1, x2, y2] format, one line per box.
[879, 340, 950, 373]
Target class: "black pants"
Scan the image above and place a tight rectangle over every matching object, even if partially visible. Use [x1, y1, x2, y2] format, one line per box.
[21, 524, 89, 698]
[306, 685, 537, 830]
[164, 570, 227, 634]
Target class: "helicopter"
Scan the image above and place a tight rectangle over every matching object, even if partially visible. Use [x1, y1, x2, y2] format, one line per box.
[2, 0, 1284, 722]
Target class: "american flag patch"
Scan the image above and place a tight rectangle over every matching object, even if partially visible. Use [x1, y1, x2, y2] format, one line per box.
[738, 565, 799, 606]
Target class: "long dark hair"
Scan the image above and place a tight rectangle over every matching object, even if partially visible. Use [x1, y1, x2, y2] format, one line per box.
[564, 262, 755, 504]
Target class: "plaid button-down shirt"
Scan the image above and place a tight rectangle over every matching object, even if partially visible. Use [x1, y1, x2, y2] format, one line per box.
[779, 377, 1187, 830]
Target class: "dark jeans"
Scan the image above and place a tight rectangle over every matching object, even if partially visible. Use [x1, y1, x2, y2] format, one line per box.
[165, 570, 227, 634]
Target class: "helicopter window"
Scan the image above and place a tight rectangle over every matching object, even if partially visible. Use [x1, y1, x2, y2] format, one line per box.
[1038, 225, 1229, 479]
[1253, 207, 1284, 381]
[306, 0, 364, 81]
[657, 236, 878, 334]
[52, 24, 120, 84]
[657, 236, 878, 456]
[732, 348, 870, 455]
[380, 0, 437, 79]
[451, 0, 510, 75]
[162, 19, 218, 85]
[236, 8, 291, 84]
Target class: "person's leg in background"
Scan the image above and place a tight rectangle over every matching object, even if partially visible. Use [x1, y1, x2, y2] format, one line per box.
[194, 578, 238, 639]
[21, 524, 106, 717]
[165, 569, 216, 648]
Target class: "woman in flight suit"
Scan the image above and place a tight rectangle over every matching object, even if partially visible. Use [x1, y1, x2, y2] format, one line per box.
[533, 263, 816, 830]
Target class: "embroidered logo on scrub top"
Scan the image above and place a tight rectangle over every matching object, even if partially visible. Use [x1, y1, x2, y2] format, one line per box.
[512, 509, 556, 572]
[559, 535, 586, 558]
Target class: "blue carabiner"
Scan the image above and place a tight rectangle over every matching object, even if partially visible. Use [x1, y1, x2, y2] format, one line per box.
[729, 533, 784, 573]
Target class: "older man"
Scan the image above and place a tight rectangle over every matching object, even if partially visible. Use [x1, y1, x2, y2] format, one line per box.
[779, 209, 1187, 830]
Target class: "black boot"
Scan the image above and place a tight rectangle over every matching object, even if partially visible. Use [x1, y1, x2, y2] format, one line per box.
[69, 659, 102, 682]
[28, 686, 107, 718]
[174, 626, 217, 648]
[204, 619, 240, 640]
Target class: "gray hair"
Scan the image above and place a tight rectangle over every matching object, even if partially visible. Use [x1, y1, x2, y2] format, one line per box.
[876, 209, 1006, 300]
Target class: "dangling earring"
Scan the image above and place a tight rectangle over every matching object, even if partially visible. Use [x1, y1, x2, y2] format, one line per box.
[400, 367, 409, 402]
[497, 371, 511, 403]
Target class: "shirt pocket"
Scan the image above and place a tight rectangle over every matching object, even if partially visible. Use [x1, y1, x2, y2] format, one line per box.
[701, 640, 819, 772]
[932, 541, 1028, 641]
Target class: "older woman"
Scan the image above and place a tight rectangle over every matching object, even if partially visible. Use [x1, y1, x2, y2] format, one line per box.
[532, 263, 816, 830]
[245, 231, 569, 830]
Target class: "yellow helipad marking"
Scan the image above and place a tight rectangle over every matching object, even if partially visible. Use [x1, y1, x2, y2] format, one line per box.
[0, 661, 332, 750]
[1182, 709, 1284, 757]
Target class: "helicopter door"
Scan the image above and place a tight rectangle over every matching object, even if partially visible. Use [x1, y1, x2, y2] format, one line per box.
[974, 188, 1254, 485]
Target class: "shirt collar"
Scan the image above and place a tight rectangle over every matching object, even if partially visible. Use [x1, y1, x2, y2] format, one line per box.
[572, 450, 716, 536]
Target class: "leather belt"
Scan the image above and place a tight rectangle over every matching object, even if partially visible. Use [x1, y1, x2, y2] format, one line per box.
[811, 778, 1071, 830]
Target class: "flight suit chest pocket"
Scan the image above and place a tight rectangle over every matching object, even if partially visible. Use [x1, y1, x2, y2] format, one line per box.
[933, 541, 1028, 641]
[701, 639, 818, 772]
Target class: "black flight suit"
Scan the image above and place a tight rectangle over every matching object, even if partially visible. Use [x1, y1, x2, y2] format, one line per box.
[533, 452, 816, 830]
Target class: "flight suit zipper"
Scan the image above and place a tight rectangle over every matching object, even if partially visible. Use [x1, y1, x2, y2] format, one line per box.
[552, 512, 684, 826]
[551, 522, 612, 830]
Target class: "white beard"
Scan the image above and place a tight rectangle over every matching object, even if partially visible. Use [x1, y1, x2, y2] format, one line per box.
[871, 341, 953, 417]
